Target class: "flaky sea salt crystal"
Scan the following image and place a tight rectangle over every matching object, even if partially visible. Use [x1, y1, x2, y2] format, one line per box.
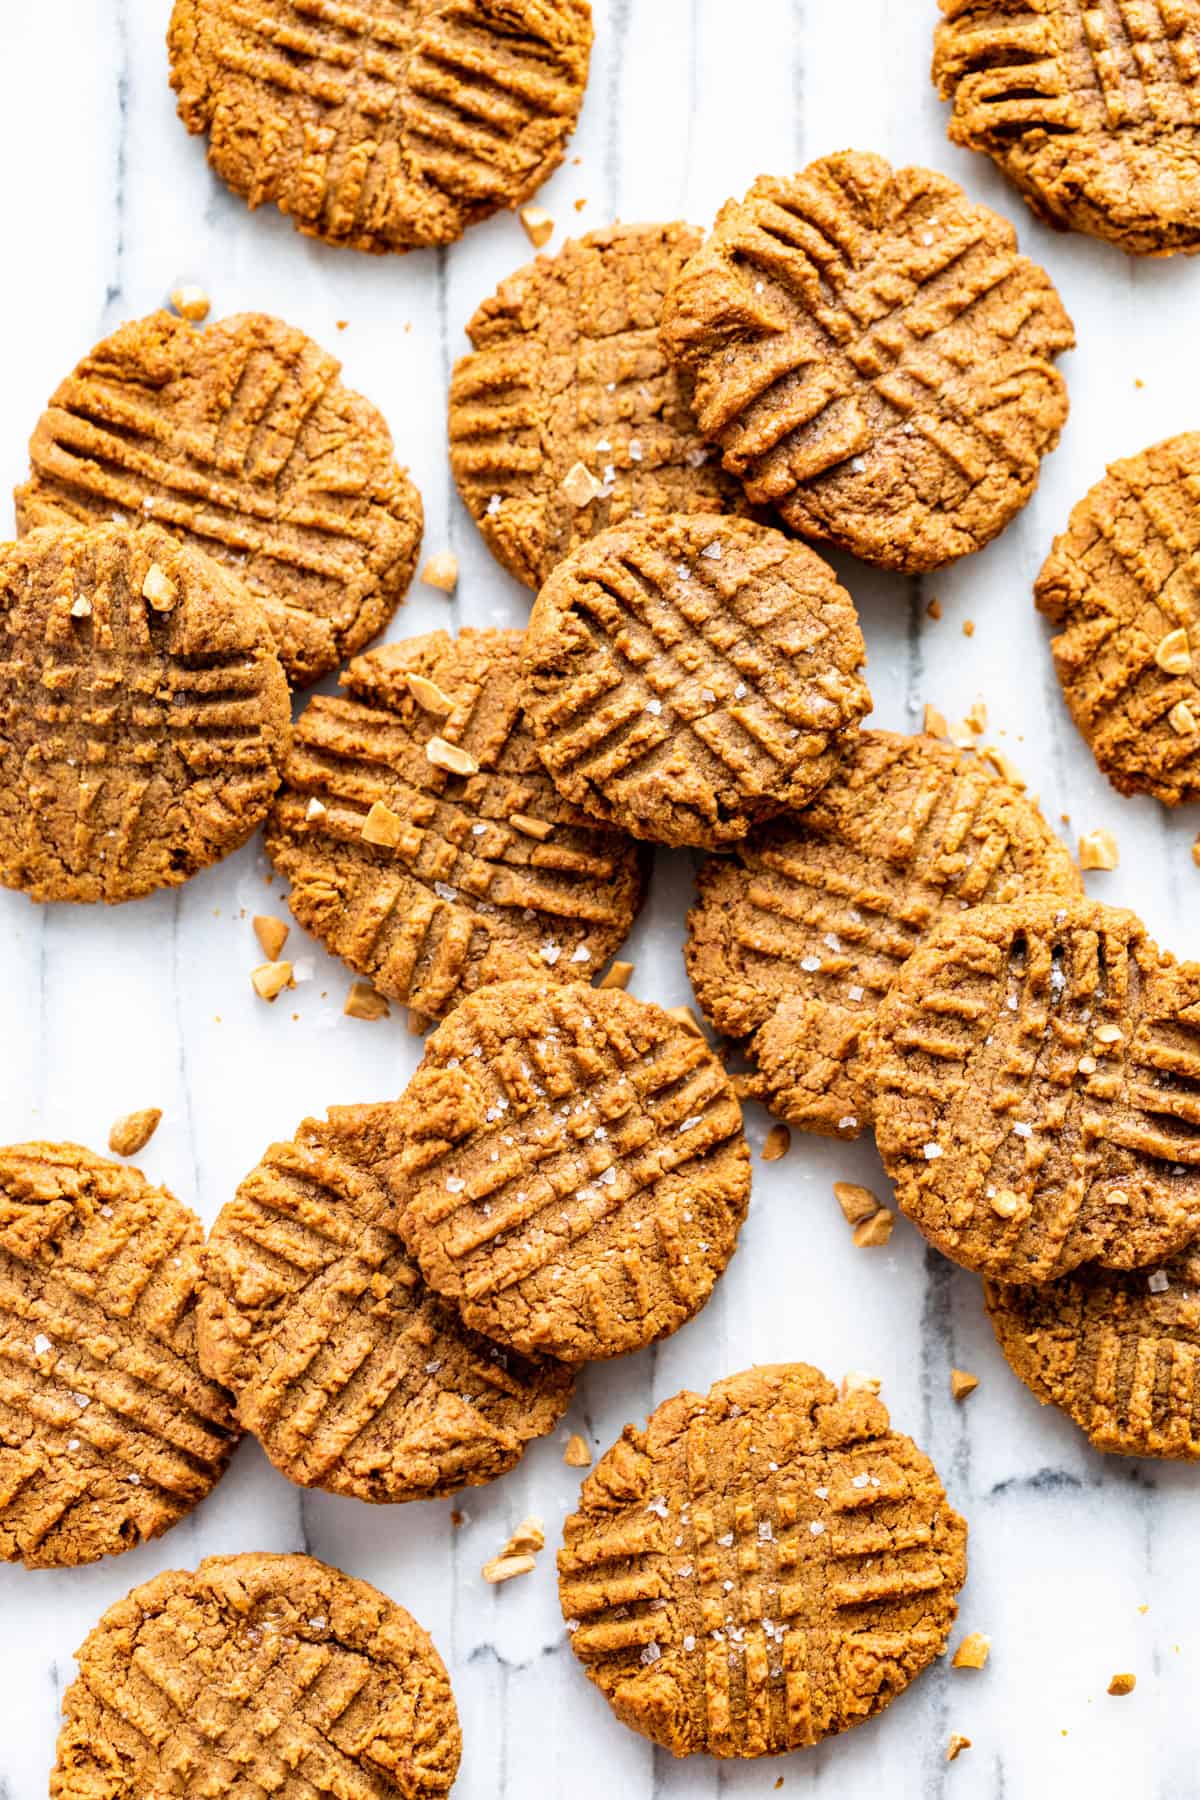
[923, 1143, 943, 1160]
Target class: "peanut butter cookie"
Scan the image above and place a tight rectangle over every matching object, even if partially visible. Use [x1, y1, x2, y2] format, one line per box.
[659, 151, 1074, 573]
[685, 732, 1080, 1138]
[17, 310, 422, 685]
[558, 1363, 967, 1758]
[265, 627, 645, 1021]
[0, 1143, 238, 1570]
[449, 223, 748, 589]
[934, 0, 1200, 256]
[385, 980, 750, 1362]
[865, 898, 1200, 1282]
[520, 515, 871, 848]
[1036, 433, 1200, 803]
[0, 521, 289, 905]
[51, 1553, 460, 1799]
[987, 1242, 1200, 1458]
[199, 1104, 573, 1502]
[168, 0, 592, 253]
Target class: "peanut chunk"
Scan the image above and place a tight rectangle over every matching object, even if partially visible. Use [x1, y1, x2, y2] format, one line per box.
[950, 1368, 979, 1402]
[563, 1433, 592, 1468]
[923, 703, 949, 738]
[253, 915, 289, 962]
[141, 563, 178, 611]
[560, 461, 604, 508]
[853, 1208, 894, 1248]
[519, 205, 555, 248]
[344, 981, 390, 1022]
[761, 1124, 791, 1163]
[841, 1370, 882, 1398]
[406, 673, 455, 716]
[598, 961, 634, 990]
[251, 961, 294, 1002]
[362, 801, 404, 848]
[170, 284, 211, 322]
[509, 813, 554, 840]
[952, 1632, 991, 1670]
[108, 1108, 162, 1158]
[666, 1005, 705, 1039]
[1107, 1672, 1136, 1697]
[482, 1553, 537, 1585]
[1078, 827, 1119, 871]
[426, 736, 479, 776]
[833, 1181, 881, 1227]
[420, 553, 459, 594]
[1154, 628, 1192, 675]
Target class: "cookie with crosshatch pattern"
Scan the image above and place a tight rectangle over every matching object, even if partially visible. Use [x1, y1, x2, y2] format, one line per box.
[934, 0, 1200, 256]
[684, 731, 1081, 1138]
[659, 150, 1074, 572]
[167, 0, 592, 253]
[557, 1363, 967, 1758]
[519, 514, 871, 848]
[198, 1103, 574, 1502]
[449, 222, 750, 589]
[0, 1142, 238, 1570]
[0, 521, 289, 905]
[265, 627, 645, 1021]
[17, 310, 422, 686]
[50, 1552, 460, 1799]
[865, 897, 1200, 1283]
[383, 980, 750, 1362]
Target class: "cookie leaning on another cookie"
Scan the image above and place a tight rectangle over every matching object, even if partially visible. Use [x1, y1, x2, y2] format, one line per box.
[1036, 432, 1200, 805]
[865, 898, 1200, 1283]
[559, 1363, 967, 1758]
[685, 731, 1081, 1138]
[0, 521, 290, 906]
[168, 0, 593, 253]
[17, 310, 422, 686]
[449, 223, 750, 590]
[0, 1143, 238, 1570]
[520, 514, 870, 848]
[265, 627, 646, 1023]
[383, 980, 750, 1363]
[199, 1104, 573, 1503]
[934, 0, 1200, 257]
[659, 150, 1074, 573]
[50, 1553, 461, 1800]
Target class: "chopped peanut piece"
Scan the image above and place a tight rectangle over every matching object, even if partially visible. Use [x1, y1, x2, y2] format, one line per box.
[983, 747, 1026, 789]
[563, 1434, 592, 1468]
[170, 284, 211, 322]
[362, 801, 404, 848]
[966, 700, 987, 733]
[923, 704, 949, 738]
[853, 1208, 894, 1248]
[305, 796, 328, 822]
[946, 1735, 972, 1763]
[666, 1005, 705, 1039]
[509, 813, 554, 840]
[141, 563, 178, 611]
[344, 981, 390, 1021]
[1107, 1672, 1136, 1697]
[1169, 700, 1198, 735]
[1078, 1054, 1098, 1075]
[950, 1369, 979, 1402]
[252, 961, 294, 1002]
[482, 1553, 537, 1585]
[1154, 628, 1192, 675]
[1094, 1022, 1124, 1046]
[108, 1108, 162, 1158]
[519, 205, 555, 248]
[420, 553, 459, 594]
[560, 460, 604, 507]
[406, 673, 455, 716]
[952, 1632, 991, 1670]
[1078, 828, 1119, 871]
[841, 1370, 882, 1398]
[70, 595, 93, 619]
[598, 961, 634, 990]
[504, 1516, 545, 1556]
[947, 720, 975, 750]
[833, 1181, 882, 1227]
[253, 915, 289, 962]
[991, 1188, 1024, 1220]
[426, 736, 479, 776]
[761, 1124, 791, 1163]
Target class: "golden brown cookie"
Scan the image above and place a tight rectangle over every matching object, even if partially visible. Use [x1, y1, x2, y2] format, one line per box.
[449, 223, 749, 589]
[558, 1363, 967, 1759]
[265, 627, 645, 1021]
[865, 898, 1200, 1283]
[0, 1143, 238, 1570]
[685, 731, 1081, 1139]
[986, 1241, 1200, 1459]
[0, 522, 289, 906]
[519, 515, 871, 848]
[934, 0, 1200, 257]
[16, 310, 422, 686]
[199, 1103, 573, 1502]
[50, 1552, 461, 1799]
[1035, 433, 1200, 804]
[384, 980, 750, 1362]
[659, 151, 1074, 573]
[168, 0, 592, 253]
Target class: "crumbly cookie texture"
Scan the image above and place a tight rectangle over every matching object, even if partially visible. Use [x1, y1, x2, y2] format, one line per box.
[167, 0, 592, 254]
[933, 0, 1200, 256]
[659, 150, 1074, 573]
[16, 310, 422, 686]
[384, 980, 750, 1363]
[0, 521, 290, 905]
[685, 731, 1081, 1138]
[1036, 432, 1200, 804]
[520, 514, 870, 848]
[50, 1553, 461, 1799]
[265, 628, 646, 1022]
[199, 1104, 573, 1502]
[558, 1363, 967, 1758]
[864, 898, 1200, 1283]
[987, 1240, 1200, 1459]
[0, 1143, 238, 1570]
[449, 223, 750, 589]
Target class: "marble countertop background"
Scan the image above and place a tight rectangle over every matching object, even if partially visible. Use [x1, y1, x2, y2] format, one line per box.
[2, 2, 1199, 1796]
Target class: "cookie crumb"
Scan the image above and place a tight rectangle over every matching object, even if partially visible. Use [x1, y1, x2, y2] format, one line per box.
[253, 915, 289, 961]
[962, 619, 975, 637]
[141, 563, 178, 611]
[1078, 828, 1119, 871]
[950, 1368, 979, 1402]
[560, 460, 604, 508]
[952, 1632, 991, 1670]
[926, 597, 942, 620]
[761, 1124, 791, 1163]
[406, 673, 455, 716]
[362, 801, 404, 848]
[344, 980, 390, 1021]
[946, 1734, 972, 1763]
[108, 1108, 162, 1158]
[666, 1005, 705, 1038]
[420, 552, 459, 594]
[841, 1370, 881, 1398]
[251, 961, 294, 1002]
[833, 1181, 881, 1226]
[519, 205, 555, 248]
[1154, 628, 1192, 676]
[598, 961, 634, 990]
[852, 1208, 894, 1248]
[170, 284, 211, 322]
[966, 700, 987, 733]
[564, 1433, 592, 1468]
[510, 812, 554, 840]
[1193, 835, 1200, 869]
[426, 736, 479, 776]
[1107, 1672, 1136, 1697]
[408, 1008, 432, 1035]
[983, 746, 1026, 789]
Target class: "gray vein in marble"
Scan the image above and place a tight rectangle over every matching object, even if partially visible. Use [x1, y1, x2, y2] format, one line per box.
[103, 0, 130, 318]
[603, 0, 632, 217]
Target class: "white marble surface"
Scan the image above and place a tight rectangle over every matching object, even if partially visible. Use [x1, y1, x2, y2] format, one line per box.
[1, 2, 1199, 1795]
